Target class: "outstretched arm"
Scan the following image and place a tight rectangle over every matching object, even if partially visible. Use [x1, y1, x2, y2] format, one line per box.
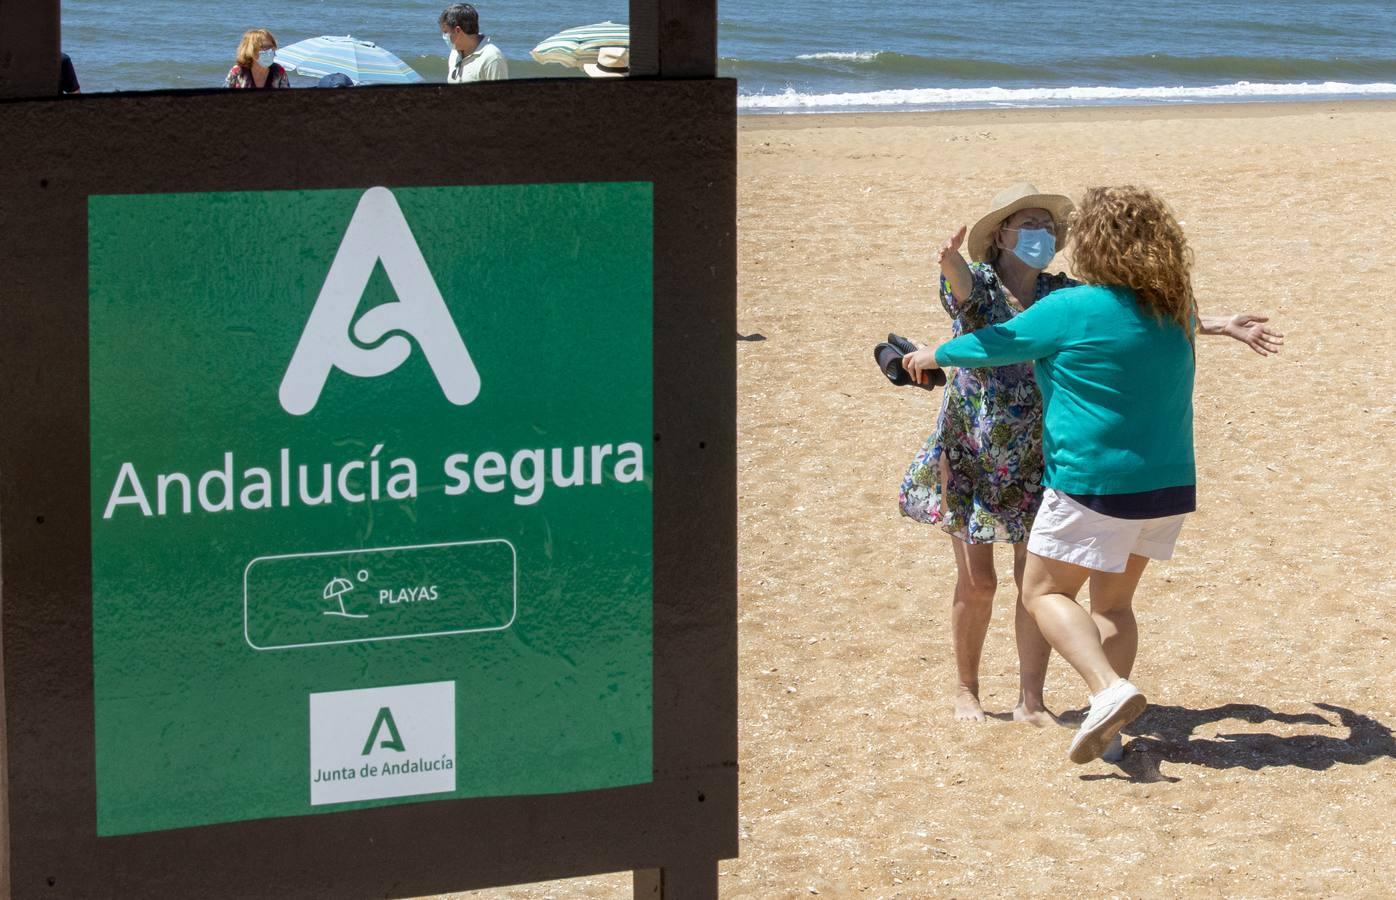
[903, 293, 1073, 382]
[939, 225, 974, 305]
[1198, 313, 1284, 356]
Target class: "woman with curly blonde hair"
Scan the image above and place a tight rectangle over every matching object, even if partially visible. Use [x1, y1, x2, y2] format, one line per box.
[904, 186, 1239, 763]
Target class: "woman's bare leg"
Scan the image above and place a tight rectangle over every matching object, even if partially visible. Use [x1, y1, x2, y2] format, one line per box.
[1085, 554, 1150, 759]
[1021, 553, 1119, 694]
[1088, 554, 1149, 680]
[1010, 542, 1055, 725]
[948, 537, 998, 721]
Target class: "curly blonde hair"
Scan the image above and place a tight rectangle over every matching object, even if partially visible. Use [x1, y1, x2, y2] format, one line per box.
[1070, 186, 1196, 342]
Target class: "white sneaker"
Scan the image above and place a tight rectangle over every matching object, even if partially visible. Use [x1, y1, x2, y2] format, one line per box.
[1101, 734, 1125, 763]
[1068, 679, 1145, 764]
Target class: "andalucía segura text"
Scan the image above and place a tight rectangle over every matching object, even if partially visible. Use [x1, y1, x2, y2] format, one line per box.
[101, 441, 647, 519]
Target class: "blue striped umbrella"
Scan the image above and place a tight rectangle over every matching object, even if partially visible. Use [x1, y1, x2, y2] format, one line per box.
[530, 21, 629, 68]
[275, 35, 423, 85]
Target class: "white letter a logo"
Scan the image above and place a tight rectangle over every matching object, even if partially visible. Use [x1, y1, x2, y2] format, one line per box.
[280, 187, 481, 416]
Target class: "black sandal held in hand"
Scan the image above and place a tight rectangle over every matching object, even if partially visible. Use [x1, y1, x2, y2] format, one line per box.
[874, 333, 946, 392]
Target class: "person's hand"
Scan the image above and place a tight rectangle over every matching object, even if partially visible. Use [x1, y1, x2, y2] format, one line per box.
[938, 225, 968, 267]
[902, 347, 941, 385]
[1223, 314, 1285, 356]
[938, 225, 974, 304]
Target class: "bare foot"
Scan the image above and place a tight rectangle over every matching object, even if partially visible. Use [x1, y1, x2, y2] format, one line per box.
[1012, 703, 1057, 728]
[954, 688, 986, 722]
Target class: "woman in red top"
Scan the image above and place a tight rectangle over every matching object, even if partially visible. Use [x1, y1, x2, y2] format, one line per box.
[225, 28, 289, 89]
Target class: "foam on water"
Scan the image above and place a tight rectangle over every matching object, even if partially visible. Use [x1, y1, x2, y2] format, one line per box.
[794, 51, 883, 62]
[738, 80, 1396, 114]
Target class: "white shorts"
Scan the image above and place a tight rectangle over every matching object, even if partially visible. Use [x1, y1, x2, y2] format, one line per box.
[1027, 488, 1187, 574]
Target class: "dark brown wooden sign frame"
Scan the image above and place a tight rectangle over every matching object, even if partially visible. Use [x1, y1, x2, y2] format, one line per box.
[0, 3, 736, 898]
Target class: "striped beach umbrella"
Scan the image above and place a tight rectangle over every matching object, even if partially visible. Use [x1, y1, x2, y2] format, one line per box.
[530, 21, 629, 68]
[275, 35, 423, 85]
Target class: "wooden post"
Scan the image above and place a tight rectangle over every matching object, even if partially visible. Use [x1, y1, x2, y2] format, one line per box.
[0, 0, 56, 879]
[629, 2, 723, 896]
[0, 0, 60, 98]
[1, 604, 7, 900]
[634, 860, 719, 899]
[630, 0, 718, 78]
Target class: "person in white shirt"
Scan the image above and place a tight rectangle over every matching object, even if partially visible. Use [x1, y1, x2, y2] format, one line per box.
[439, 3, 508, 83]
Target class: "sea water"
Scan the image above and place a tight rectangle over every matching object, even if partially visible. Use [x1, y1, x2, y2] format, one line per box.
[62, 0, 1396, 113]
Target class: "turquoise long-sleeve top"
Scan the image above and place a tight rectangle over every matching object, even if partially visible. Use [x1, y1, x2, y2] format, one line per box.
[934, 284, 1196, 495]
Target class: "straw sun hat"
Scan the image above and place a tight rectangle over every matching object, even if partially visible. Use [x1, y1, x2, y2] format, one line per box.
[583, 46, 630, 78]
[966, 182, 1074, 263]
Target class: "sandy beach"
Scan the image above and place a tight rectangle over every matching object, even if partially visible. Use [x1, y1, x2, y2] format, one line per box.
[453, 99, 1396, 898]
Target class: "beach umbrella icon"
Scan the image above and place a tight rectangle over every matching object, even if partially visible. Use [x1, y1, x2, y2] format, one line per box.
[323, 576, 368, 619]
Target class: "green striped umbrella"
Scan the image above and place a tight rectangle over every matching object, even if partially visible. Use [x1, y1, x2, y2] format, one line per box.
[530, 21, 629, 68]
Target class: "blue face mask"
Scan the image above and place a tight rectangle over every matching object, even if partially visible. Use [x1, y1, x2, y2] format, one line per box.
[442, 32, 454, 47]
[258, 49, 275, 67]
[1010, 228, 1056, 269]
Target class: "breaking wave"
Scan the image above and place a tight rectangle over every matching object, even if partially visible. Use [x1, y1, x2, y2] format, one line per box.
[737, 80, 1396, 114]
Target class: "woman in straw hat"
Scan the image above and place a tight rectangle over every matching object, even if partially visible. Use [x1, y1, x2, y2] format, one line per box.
[898, 183, 1280, 730]
[904, 186, 1272, 762]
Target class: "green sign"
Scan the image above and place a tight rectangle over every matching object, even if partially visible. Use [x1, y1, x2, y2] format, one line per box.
[88, 183, 654, 836]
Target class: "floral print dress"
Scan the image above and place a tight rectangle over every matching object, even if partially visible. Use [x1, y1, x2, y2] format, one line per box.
[899, 263, 1078, 543]
[225, 63, 289, 89]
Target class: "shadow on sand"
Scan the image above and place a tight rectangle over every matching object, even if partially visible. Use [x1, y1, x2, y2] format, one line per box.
[1076, 702, 1396, 783]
